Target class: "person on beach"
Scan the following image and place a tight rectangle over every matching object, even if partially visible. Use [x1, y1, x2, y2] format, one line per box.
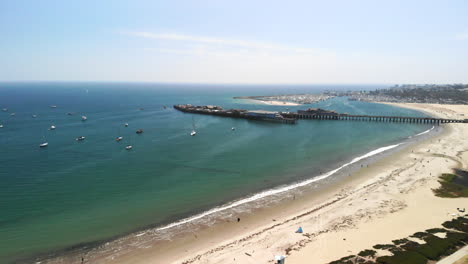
[237, 217, 240, 222]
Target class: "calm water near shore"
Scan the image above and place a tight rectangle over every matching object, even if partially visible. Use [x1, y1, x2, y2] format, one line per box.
[0, 83, 433, 262]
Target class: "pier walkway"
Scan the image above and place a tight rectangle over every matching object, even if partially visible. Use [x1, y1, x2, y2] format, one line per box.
[283, 112, 467, 124]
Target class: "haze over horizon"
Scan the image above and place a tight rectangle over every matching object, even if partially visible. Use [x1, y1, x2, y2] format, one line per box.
[1, 0, 467, 84]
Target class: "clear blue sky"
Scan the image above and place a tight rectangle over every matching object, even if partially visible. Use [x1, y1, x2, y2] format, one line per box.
[1, 0, 467, 84]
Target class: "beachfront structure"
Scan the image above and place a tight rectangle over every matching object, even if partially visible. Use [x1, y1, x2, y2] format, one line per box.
[246, 110, 280, 118]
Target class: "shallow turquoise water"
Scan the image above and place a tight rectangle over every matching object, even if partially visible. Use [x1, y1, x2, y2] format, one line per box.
[0, 83, 431, 262]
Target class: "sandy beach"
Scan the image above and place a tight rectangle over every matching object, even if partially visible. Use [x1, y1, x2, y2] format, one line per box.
[244, 99, 302, 106]
[166, 103, 468, 264]
[46, 103, 468, 264]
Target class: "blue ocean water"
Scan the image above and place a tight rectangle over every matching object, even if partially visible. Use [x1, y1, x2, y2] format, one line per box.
[0, 82, 431, 262]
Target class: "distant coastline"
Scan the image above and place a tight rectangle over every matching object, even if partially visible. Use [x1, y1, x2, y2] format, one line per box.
[233, 94, 334, 105]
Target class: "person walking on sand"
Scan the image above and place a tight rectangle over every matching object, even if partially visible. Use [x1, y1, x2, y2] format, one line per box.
[237, 217, 240, 222]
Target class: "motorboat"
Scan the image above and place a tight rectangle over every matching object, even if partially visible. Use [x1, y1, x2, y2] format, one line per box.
[76, 136, 85, 141]
[115, 136, 123, 141]
[81, 116, 87, 121]
[190, 116, 197, 136]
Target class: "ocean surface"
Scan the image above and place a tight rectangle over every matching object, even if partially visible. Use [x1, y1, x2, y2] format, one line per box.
[0, 83, 433, 263]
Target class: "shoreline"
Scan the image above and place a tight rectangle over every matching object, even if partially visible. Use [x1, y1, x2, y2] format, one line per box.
[34, 104, 450, 264]
[240, 98, 302, 106]
[32, 134, 435, 264]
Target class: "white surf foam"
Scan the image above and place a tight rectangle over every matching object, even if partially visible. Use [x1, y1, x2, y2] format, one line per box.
[156, 143, 403, 231]
[415, 126, 435, 137]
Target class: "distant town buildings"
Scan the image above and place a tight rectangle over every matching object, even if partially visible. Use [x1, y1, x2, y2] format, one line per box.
[235, 84, 468, 105]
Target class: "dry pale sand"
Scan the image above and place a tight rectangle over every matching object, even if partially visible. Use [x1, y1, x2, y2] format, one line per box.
[50, 103, 468, 264]
[246, 99, 301, 106]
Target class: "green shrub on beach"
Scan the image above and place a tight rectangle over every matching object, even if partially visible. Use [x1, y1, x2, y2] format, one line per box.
[442, 217, 468, 233]
[425, 228, 447, 234]
[410, 232, 430, 239]
[433, 173, 468, 198]
[375, 251, 427, 264]
[391, 238, 409, 245]
[328, 255, 356, 264]
[372, 244, 395, 250]
[357, 249, 377, 257]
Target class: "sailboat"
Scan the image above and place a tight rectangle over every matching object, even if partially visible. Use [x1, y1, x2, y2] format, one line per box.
[190, 116, 197, 136]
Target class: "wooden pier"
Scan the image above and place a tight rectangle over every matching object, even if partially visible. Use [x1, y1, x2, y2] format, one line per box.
[283, 112, 467, 124]
[174, 104, 467, 125]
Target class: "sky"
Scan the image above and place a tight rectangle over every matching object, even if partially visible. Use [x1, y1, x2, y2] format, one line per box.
[0, 0, 467, 84]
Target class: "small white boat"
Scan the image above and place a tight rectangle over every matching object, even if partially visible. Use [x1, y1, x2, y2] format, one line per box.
[76, 136, 85, 141]
[50, 105, 57, 108]
[115, 136, 123, 142]
[49, 125, 56, 130]
[32, 115, 37, 118]
[125, 145, 133, 150]
[124, 123, 129, 127]
[231, 127, 235, 130]
[10, 113, 15, 116]
[190, 117, 197, 136]
[81, 116, 87, 121]
[2, 108, 7, 112]
[39, 142, 48, 148]
[0, 124, 3, 128]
